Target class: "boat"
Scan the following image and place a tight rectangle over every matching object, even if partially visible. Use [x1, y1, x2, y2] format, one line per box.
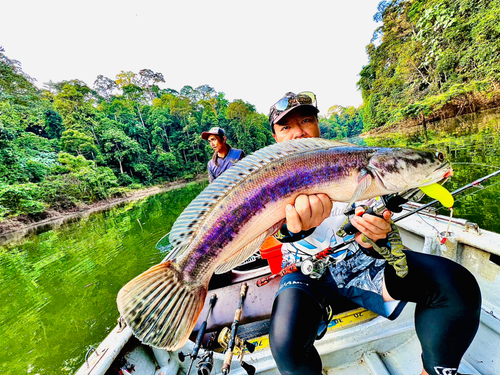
[75, 202, 500, 375]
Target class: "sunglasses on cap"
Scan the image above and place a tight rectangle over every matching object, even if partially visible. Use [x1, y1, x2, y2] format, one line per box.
[269, 91, 318, 131]
[273, 91, 317, 113]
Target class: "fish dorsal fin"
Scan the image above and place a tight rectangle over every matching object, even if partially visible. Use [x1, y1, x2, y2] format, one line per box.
[168, 138, 346, 254]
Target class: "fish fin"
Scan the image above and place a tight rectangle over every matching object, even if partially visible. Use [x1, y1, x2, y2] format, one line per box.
[165, 245, 187, 261]
[168, 138, 347, 257]
[117, 261, 207, 350]
[215, 231, 271, 274]
[345, 170, 373, 210]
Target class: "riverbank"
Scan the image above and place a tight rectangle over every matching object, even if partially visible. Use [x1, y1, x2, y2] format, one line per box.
[0, 175, 208, 245]
[363, 89, 500, 137]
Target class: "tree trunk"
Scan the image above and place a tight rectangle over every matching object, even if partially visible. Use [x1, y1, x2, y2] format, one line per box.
[136, 105, 146, 128]
[135, 105, 151, 151]
[90, 124, 100, 146]
[164, 128, 171, 152]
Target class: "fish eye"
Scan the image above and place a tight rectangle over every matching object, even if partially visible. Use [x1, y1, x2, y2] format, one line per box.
[435, 152, 445, 162]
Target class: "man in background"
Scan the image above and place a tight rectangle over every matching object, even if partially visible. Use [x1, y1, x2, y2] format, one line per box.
[201, 127, 245, 183]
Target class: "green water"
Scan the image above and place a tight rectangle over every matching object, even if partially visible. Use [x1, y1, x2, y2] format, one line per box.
[0, 182, 207, 374]
[1, 108, 500, 374]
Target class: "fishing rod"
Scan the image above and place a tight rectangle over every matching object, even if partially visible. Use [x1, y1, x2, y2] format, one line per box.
[257, 168, 500, 287]
[179, 294, 218, 375]
[219, 283, 256, 375]
[395, 168, 500, 222]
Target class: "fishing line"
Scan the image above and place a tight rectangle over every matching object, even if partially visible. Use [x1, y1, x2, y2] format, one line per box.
[416, 213, 442, 235]
[450, 162, 500, 169]
[431, 179, 500, 214]
[445, 208, 453, 237]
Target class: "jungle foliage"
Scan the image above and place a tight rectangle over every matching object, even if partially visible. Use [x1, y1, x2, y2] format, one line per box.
[358, 0, 500, 130]
[3, 0, 499, 220]
[0, 48, 279, 220]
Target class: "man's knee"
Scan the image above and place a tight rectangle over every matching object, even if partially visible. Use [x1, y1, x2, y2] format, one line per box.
[269, 288, 323, 373]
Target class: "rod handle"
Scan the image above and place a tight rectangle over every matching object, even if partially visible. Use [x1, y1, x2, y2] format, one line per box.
[222, 349, 233, 374]
[240, 282, 248, 297]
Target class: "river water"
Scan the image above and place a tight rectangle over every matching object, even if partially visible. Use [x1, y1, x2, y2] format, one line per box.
[1, 108, 500, 374]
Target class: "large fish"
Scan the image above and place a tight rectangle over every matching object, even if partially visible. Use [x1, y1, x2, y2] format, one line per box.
[117, 138, 452, 350]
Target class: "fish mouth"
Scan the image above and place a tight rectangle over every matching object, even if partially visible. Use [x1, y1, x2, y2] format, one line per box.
[443, 167, 453, 178]
[436, 160, 452, 175]
[431, 160, 453, 181]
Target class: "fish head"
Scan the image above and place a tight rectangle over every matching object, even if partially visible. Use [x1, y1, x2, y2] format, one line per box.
[368, 148, 452, 192]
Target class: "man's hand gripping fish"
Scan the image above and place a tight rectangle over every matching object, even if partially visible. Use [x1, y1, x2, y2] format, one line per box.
[117, 138, 453, 350]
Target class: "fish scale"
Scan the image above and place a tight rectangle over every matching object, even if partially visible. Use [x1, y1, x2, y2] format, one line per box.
[117, 138, 452, 350]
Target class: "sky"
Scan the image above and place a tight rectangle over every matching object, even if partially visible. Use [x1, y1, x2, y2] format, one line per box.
[1, 0, 381, 116]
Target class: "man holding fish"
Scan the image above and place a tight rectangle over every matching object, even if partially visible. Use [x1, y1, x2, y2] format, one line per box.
[267, 92, 481, 375]
[116, 93, 482, 375]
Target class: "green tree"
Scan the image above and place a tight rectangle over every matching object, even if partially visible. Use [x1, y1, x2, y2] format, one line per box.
[358, 0, 500, 129]
[101, 127, 142, 175]
[60, 129, 99, 160]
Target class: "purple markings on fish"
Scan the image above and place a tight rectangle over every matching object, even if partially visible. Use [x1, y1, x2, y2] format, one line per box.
[117, 138, 452, 350]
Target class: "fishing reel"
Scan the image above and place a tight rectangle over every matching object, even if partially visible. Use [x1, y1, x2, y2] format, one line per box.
[218, 327, 256, 356]
[178, 347, 203, 363]
[218, 327, 256, 375]
[179, 350, 214, 375]
[179, 333, 218, 375]
[196, 351, 214, 375]
[300, 257, 335, 279]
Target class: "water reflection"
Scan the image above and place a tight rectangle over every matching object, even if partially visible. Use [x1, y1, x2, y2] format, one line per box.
[0, 181, 207, 374]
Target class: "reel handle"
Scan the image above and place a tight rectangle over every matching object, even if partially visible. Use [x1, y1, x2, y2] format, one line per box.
[241, 361, 256, 375]
[342, 194, 408, 236]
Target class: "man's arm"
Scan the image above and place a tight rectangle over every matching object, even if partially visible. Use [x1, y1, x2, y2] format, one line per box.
[208, 164, 216, 183]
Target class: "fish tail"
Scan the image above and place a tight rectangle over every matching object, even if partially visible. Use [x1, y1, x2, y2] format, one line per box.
[117, 260, 207, 350]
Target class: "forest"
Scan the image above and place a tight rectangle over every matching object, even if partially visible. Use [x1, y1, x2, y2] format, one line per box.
[0, 47, 362, 221]
[359, 0, 500, 129]
[2, 0, 499, 222]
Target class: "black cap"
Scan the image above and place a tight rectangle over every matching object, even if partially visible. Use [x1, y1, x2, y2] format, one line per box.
[269, 91, 319, 130]
[201, 127, 226, 140]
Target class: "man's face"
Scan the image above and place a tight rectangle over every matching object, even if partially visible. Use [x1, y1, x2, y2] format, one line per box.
[208, 135, 224, 152]
[272, 108, 320, 143]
